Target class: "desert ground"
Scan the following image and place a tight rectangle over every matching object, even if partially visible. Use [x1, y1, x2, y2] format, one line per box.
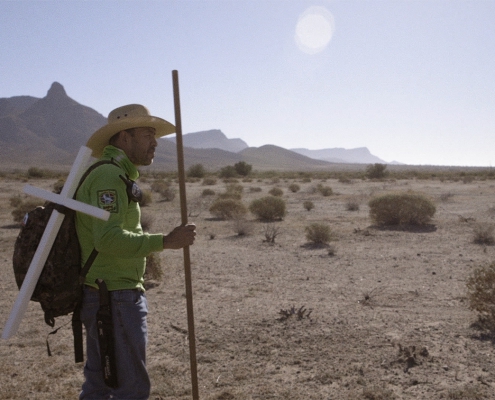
[1, 168, 495, 400]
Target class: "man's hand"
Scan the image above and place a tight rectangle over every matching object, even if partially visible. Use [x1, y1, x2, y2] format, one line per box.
[163, 223, 196, 249]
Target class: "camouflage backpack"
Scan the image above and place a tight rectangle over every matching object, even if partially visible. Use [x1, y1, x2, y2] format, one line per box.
[13, 203, 89, 328]
[12, 159, 120, 361]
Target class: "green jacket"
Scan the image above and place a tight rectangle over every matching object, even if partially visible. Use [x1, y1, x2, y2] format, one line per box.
[75, 146, 163, 291]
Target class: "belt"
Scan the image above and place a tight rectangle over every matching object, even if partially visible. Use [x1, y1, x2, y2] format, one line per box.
[84, 285, 143, 293]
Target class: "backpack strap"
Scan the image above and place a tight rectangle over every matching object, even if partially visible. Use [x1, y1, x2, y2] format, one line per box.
[71, 248, 99, 363]
[71, 159, 120, 363]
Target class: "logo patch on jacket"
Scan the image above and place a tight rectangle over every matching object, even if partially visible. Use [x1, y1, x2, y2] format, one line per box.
[97, 190, 118, 213]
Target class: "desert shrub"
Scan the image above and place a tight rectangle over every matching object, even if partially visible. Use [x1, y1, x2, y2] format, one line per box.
[151, 179, 168, 193]
[366, 163, 388, 179]
[139, 189, 153, 207]
[362, 385, 396, 400]
[160, 187, 176, 202]
[232, 218, 254, 236]
[150, 179, 175, 201]
[440, 192, 454, 202]
[151, 179, 175, 201]
[11, 198, 43, 223]
[263, 223, 281, 244]
[303, 200, 315, 211]
[466, 262, 495, 331]
[202, 177, 217, 186]
[27, 166, 45, 178]
[140, 212, 154, 232]
[144, 253, 163, 287]
[219, 165, 237, 178]
[317, 184, 333, 196]
[186, 177, 201, 183]
[226, 183, 243, 195]
[9, 194, 23, 208]
[234, 161, 252, 177]
[249, 196, 286, 221]
[209, 198, 247, 220]
[368, 192, 436, 226]
[53, 179, 65, 194]
[222, 177, 239, 184]
[187, 163, 206, 178]
[446, 385, 486, 400]
[305, 223, 333, 245]
[288, 183, 300, 193]
[249, 186, 262, 193]
[473, 223, 495, 245]
[268, 187, 284, 197]
[202, 188, 216, 197]
[346, 198, 360, 211]
[218, 183, 243, 200]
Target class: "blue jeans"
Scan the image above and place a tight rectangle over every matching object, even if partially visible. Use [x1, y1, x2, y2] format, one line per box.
[79, 286, 150, 400]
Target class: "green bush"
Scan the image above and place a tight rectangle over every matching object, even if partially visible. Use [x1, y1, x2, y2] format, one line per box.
[303, 200, 315, 211]
[202, 188, 216, 197]
[219, 165, 237, 178]
[368, 192, 436, 226]
[202, 177, 217, 186]
[346, 198, 360, 211]
[366, 163, 388, 179]
[234, 161, 252, 177]
[473, 223, 495, 245]
[466, 262, 495, 331]
[150, 179, 168, 193]
[187, 163, 206, 178]
[27, 167, 45, 178]
[11, 198, 42, 223]
[249, 196, 286, 221]
[317, 184, 333, 196]
[209, 198, 247, 220]
[150, 179, 175, 201]
[305, 223, 333, 245]
[268, 187, 284, 197]
[218, 183, 244, 200]
[139, 189, 154, 207]
[288, 183, 300, 193]
[144, 253, 163, 289]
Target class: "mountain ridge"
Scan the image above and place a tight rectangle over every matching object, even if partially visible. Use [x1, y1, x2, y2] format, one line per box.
[0, 82, 391, 170]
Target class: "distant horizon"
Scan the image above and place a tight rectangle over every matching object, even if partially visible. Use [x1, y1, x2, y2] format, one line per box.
[3, 81, 493, 169]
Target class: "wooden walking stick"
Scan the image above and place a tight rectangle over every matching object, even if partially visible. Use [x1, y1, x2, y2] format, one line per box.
[172, 70, 199, 400]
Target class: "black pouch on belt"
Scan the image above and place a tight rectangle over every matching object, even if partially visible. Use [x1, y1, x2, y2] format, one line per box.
[95, 278, 118, 389]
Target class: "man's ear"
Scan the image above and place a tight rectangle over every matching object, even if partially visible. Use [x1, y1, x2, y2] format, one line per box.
[111, 130, 131, 151]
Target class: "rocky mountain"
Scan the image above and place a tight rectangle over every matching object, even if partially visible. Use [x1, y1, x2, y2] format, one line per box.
[0, 82, 106, 165]
[0, 82, 389, 170]
[167, 129, 248, 153]
[291, 147, 387, 164]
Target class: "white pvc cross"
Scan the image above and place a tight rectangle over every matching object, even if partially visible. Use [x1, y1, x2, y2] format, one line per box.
[2, 146, 110, 340]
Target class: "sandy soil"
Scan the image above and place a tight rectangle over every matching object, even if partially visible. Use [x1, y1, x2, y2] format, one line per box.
[1, 174, 495, 399]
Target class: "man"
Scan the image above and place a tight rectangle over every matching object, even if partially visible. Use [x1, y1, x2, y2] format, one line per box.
[76, 104, 196, 399]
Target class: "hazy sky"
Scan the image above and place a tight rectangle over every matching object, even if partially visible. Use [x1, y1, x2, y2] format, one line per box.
[1, 0, 494, 166]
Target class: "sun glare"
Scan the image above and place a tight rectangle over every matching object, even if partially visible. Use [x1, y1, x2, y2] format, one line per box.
[295, 6, 335, 55]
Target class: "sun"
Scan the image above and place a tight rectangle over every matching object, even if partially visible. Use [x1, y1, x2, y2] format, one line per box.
[295, 6, 335, 55]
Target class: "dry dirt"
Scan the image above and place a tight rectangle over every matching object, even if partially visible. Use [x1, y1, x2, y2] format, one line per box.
[1, 173, 495, 399]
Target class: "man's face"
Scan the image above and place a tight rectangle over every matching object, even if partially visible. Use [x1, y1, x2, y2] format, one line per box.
[125, 127, 158, 166]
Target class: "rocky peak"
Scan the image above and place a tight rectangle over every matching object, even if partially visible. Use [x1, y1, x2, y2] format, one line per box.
[46, 82, 67, 98]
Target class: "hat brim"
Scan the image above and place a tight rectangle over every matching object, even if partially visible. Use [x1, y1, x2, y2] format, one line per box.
[86, 116, 175, 158]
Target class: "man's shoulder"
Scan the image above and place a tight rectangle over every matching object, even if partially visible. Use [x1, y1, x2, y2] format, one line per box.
[88, 160, 122, 177]
[81, 161, 123, 189]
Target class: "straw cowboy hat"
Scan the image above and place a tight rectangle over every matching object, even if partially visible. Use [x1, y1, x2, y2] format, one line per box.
[86, 104, 175, 158]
